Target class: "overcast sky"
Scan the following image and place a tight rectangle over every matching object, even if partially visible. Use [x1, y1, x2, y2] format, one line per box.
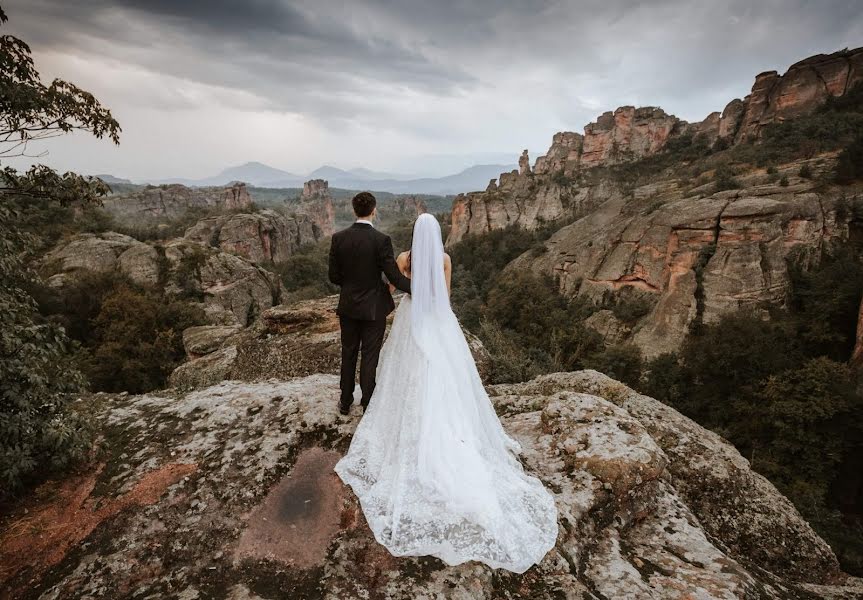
[3, 0, 862, 180]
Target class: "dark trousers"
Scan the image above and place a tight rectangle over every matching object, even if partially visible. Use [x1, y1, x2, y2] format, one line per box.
[338, 315, 387, 409]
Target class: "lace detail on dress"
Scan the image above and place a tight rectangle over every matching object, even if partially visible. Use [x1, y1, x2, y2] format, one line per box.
[334, 297, 558, 573]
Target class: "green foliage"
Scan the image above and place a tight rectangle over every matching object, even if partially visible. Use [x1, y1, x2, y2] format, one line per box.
[477, 320, 549, 384]
[602, 290, 655, 324]
[0, 166, 112, 251]
[787, 246, 863, 360]
[835, 133, 863, 184]
[268, 238, 338, 303]
[750, 358, 860, 498]
[43, 271, 205, 394]
[0, 12, 120, 158]
[484, 270, 601, 377]
[641, 248, 863, 574]
[551, 170, 577, 187]
[713, 164, 741, 192]
[779, 174, 789, 187]
[448, 225, 550, 330]
[0, 204, 91, 496]
[0, 10, 122, 495]
[584, 344, 643, 388]
[799, 164, 813, 179]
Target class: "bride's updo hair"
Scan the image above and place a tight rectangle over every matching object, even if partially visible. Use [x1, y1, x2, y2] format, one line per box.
[352, 191, 376, 217]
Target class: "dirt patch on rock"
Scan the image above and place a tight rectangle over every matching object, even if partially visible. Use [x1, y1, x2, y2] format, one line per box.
[0, 462, 196, 595]
[234, 447, 345, 569]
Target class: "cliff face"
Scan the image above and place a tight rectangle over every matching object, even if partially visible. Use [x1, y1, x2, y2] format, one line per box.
[448, 46, 863, 245]
[732, 49, 863, 143]
[102, 182, 252, 222]
[297, 178, 336, 236]
[517, 170, 859, 358]
[184, 209, 321, 264]
[4, 359, 861, 597]
[444, 47, 863, 358]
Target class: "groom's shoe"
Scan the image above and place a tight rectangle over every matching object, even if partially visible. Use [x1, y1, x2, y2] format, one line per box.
[338, 400, 351, 416]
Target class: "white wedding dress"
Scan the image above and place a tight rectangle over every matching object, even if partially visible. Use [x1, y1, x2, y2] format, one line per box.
[334, 214, 558, 573]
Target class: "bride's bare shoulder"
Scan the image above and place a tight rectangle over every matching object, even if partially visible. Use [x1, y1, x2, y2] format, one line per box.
[397, 251, 409, 263]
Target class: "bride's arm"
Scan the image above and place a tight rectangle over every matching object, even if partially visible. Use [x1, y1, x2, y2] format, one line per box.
[390, 252, 410, 293]
[444, 254, 452, 296]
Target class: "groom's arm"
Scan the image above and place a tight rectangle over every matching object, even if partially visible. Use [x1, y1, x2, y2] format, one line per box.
[379, 235, 411, 294]
[328, 237, 343, 285]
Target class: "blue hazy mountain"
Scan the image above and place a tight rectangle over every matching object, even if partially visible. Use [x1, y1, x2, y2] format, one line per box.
[142, 161, 517, 195]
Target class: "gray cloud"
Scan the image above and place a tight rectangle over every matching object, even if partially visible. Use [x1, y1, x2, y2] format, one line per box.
[1, 0, 861, 179]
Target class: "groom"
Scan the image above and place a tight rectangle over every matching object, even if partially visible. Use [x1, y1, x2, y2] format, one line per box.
[328, 192, 412, 415]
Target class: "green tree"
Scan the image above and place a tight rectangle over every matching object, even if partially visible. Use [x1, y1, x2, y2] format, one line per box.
[0, 203, 91, 495]
[584, 343, 643, 388]
[0, 8, 119, 158]
[0, 7, 121, 494]
[749, 357, 862, 510]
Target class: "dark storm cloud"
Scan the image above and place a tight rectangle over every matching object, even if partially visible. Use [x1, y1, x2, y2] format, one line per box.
[5, 0, 479, 112]
[7, 0, 862, 125]
[1, 0, 862, 178]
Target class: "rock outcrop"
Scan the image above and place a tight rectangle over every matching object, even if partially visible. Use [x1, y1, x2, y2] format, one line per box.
[184, 209, 320, 264]
[168, 294, 492, 388]
[388, 195, 428, 217]
[731, 48, 863, 143]
[302, 178, 329, 199]
[41, 233, 282, 328]
[518, 175, 860, 358]
[3, 370, 860, 599]
[448, 46, 863, 245]
[447, 176, 621, 246]
[41, 232, 160, 288]
[162, 239, 281, 327]
[297, 179, 336, 237]
[102, 182, 252, 222]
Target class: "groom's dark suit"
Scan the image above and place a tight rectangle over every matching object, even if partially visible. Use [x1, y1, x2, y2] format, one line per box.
[328, 222, 411, 412]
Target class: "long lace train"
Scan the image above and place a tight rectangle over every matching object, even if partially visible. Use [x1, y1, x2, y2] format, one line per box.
[334, 296, 558, 573]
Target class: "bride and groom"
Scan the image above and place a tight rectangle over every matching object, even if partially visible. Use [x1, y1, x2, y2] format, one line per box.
[328, 192, 558, 573]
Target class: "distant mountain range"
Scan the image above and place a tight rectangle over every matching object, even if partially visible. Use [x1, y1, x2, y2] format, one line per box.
[127, 161, 516, 195]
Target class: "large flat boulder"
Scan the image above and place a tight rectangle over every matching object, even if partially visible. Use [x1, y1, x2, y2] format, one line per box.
[3, 371, 859, 599]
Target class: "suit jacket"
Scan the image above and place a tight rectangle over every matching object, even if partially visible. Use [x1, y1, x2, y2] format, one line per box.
[328, 222, 412, 321]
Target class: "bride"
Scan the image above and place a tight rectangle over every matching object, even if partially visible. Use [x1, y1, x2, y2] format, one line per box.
[334, 213, 558, 573]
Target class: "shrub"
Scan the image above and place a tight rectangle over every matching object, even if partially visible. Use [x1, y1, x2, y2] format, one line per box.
[799, 164, 813, 179]
[835, 134, 863, 184]
[0, 205, 92, 496]
[478, 321, 550, 384]
[484, 270, 600, 372]
[269, 239, 338, 303]
[584, 344, 643, 387]
[713, 164, 741, 191]
[44, 272, 205, 394]
[779, 174, 790, 186]
[603, 290, 655, 323]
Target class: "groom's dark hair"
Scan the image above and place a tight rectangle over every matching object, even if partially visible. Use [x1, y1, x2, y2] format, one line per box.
[352, 191, 376, 217]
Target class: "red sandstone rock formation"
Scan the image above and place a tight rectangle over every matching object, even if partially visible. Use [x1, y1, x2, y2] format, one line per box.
[302, 178, 329, 199]
[731, 48, 863, 143]
[448, 46, 863, 246]
[390, 195, 428, 217]
[298, 179, 335, 236]
[102, 182, 252, 222]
